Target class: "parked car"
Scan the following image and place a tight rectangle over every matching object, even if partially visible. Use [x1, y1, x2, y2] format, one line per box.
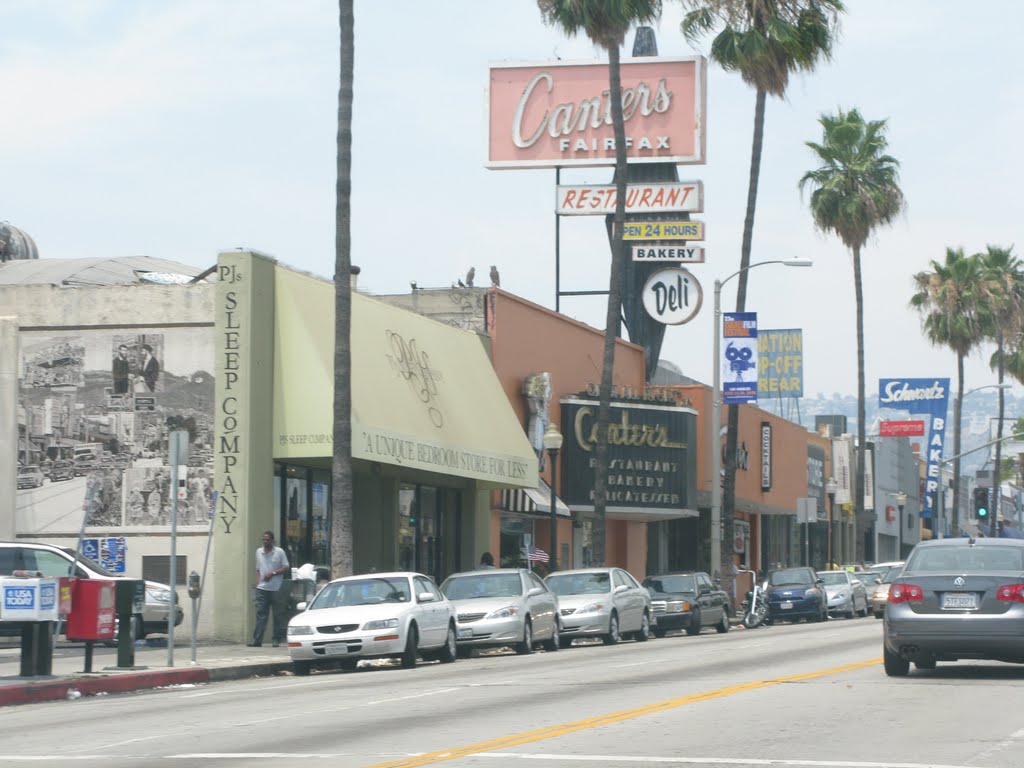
[49, 460, 75, 482]
[871, 565, 905, 618]
[817, 570, 869, 618]
[16, 465, 44, 489]
[73, 458, 96, 476]
[883, 538, 1024, 676]
[643, 571, 730, 637]
[545, 567, 653, 647]
[286, 572, 457, 676]
[764, 566, 828, 623]
[0, 541, 182, 638]
[440, 568, 560, 656]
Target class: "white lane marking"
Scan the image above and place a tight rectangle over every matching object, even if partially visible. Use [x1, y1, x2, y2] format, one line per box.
[479, 754, 971, 768]
[613, 661, 652, 668]
[967, 725, 1024, 763]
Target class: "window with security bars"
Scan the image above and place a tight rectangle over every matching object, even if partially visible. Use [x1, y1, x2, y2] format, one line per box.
[142, 555, 188, 584]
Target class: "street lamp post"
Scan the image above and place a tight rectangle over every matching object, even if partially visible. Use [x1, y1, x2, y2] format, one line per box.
[543, 423, 563, 572]
[826, 477, 838, 568]
[710, 259, 813, 580]
[894, 490, 907, 559]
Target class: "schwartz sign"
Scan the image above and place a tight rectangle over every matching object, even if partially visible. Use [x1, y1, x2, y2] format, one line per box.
[560, 396, 697, 516]
[878, 378, 950, 518]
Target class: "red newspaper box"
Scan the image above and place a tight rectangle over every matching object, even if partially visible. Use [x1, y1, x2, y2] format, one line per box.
[66, 580, 115, 641]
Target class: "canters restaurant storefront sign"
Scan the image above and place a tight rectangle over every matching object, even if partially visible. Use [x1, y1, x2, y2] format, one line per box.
[560, 396, 697, 517]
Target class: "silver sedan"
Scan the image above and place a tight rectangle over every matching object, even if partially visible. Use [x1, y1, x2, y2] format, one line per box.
[817, 570, 869, 618]
[545, 567, 653, 647]
[440, 569, 560, 656]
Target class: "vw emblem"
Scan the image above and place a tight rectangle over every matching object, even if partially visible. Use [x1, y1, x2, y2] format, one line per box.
[954, 577, 965, 587]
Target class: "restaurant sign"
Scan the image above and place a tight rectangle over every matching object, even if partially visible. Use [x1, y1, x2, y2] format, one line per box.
[559, 396, 697, 516]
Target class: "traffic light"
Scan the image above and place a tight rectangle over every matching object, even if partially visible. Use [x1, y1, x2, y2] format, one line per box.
[974, 487, 990, 520]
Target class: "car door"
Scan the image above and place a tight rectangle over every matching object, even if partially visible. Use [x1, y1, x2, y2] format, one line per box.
[623, 570, 649, 628]
[413, 576, 445, 647]
[695, 573, 716, 626]
[526, 571, 556, 638]
[612, 569, 639, 631]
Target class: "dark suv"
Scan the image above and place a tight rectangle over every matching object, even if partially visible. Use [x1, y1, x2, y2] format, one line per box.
[644, 571, 731, 636]
[765, 566, 827, 623]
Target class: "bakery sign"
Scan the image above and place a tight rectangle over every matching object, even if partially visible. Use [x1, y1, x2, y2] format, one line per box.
[559, 395, 698, 516]
[487, 58, 707, 169]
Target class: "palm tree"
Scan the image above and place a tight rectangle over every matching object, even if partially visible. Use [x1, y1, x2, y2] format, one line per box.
[979, 245, 1024, 535]
[538, 0, 662, 566]
[331, 0, 355, 577]
[910, 248, 989, 537]
[680, 0, 843, 584]
[800, 108, 904, 563]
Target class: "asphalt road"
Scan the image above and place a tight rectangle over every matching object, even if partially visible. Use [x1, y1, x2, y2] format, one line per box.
[4, 617, 1024, 767]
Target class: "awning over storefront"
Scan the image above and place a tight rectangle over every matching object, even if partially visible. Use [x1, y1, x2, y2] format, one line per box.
[501, 478, 571, 517]
[272, 268, 538, 488]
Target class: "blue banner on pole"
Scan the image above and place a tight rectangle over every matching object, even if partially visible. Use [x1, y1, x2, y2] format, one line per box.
[878, 378, 950, 519]
[722, 312, 758, 404]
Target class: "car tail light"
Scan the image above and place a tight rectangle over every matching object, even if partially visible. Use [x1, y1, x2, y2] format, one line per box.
[888, 583, 923, 604]
[996, 583, 1024, 603]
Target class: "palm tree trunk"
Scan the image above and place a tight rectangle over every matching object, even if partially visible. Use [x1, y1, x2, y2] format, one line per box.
[993, 335, 1006, 537]
[720, 86, 765, 589]
[331, 0, 354, 577]
[951, 354, 964, 537]
[591, 41, 629, 567]
[853, 244, 867, 564]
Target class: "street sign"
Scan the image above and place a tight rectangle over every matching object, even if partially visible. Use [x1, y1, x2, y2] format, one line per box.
[620, 220, 704, 241]
[879, 419, 925, 437]
[632, 246, 705, 262]
[641, 267, 702, 325]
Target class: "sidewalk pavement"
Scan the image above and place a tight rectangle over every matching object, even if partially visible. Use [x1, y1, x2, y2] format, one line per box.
[0, 638, 293, 708]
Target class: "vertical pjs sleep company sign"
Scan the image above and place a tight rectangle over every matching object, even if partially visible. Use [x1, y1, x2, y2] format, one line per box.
[878, 378, 950, 519]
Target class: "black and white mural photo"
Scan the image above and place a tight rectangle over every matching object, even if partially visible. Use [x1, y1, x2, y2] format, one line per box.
[17, 328, 214, 535]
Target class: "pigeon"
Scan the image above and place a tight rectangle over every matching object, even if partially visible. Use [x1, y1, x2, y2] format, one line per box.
[410, 280, 418, 291]
[458, 278, 466, 288]
[466, 267, 475, 287]
[490, 265, 500, 287]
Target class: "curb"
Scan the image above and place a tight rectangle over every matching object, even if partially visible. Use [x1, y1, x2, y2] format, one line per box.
[0, 667, 210, 708]
[207, 661, 292, 682]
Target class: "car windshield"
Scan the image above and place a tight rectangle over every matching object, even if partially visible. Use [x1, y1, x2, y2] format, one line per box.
[547, 572, 610, 596]
[907, 546, 1024, 572]
[769, 568, 814, 586]
[441, 573, 522, 600]
[19, 466, 39, 474]
[818, 572, 850, 586]
[645, 575, 696, 593]
[310, 577, 411, 608]
[59, 547, 118, 577]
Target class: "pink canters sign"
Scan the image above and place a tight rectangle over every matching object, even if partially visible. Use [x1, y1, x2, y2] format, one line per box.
[487, 57, 706, 169]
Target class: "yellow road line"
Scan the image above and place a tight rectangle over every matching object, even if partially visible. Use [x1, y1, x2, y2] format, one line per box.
[368, 657, 881, 768]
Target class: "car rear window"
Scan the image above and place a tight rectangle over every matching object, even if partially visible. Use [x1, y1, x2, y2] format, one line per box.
[908, 546, 1024, 572]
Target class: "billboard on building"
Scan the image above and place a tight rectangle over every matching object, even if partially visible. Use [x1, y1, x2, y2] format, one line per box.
[487, 58, 706, 169]
[17, 328, 214, 535]
[758, 329, 803, 398]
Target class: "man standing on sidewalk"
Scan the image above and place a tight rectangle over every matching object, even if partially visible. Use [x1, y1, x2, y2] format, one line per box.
[249, 531, 289, 647]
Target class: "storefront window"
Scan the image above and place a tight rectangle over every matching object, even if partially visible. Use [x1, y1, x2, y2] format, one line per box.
[398, 484, 416, 572]
[311, 471, 330, 567]
[500, 516, 532, 568]
[284, 467, 308, 568]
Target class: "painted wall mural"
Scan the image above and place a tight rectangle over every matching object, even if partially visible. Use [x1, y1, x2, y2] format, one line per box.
[17, 328, 214, 535]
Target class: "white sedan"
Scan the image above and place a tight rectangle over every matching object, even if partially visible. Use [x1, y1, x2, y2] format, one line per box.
[286, 572, 457, 676]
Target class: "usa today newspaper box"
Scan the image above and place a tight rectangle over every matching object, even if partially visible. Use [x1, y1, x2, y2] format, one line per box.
[1, 578, 60, 676]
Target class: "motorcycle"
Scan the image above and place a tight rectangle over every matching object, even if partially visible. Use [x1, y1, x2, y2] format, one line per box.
[739, 570, 769, 629]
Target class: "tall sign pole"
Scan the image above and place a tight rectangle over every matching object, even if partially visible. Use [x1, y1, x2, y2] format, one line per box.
[168, 430, 189, 666]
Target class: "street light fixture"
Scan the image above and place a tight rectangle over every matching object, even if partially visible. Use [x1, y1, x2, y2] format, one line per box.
[894, 490, 907, 559]
[710, 259, 813, 579]
[825, 477, 838, 568]
[543, 423, 563, 572]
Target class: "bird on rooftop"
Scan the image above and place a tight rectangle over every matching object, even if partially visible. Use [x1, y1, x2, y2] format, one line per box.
[457, 278, 466, 288]
[490, 265, 500, 287]
[466, 267, 475, 287]
[410, 281, 418, 291]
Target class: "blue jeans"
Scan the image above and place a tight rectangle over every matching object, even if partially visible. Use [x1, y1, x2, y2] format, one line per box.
[252, 588, 285, 645]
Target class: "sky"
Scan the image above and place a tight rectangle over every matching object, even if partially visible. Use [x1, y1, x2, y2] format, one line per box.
[2, 0, 1022, 400]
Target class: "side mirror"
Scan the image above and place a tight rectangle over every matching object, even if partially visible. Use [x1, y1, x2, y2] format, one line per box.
[296, 601, 308, 611]
[815, 578, 825, 585]
[418, 592, 436, 603]
[614, 584, 629, 594]
[527, 587, 544, 597]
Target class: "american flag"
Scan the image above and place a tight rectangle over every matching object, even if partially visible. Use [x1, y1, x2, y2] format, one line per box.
[522, 545, 549, 563]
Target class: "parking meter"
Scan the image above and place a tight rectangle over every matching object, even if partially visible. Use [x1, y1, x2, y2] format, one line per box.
[187, 571, 201, 599]
[114, 580, 144, 669]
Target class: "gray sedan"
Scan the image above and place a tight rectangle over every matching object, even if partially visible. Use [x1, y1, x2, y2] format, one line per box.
[440, 569, 560, 656]
[884, 538, 1024, 675]
[545, 567, 653, 647]
[817, 570, 870, 618]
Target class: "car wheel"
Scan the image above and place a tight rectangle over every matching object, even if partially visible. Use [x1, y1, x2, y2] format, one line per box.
[438, 623, 457, 664]
[685, 608, 702, 636]
[603, 613, 620, 645]
[293, 660, 311, 677]
[400, 624, 419, 669]
[634, 611, 651, 642]
[716, 607, 730, 634]
[883, 645, 910, 677]
[456, 646, 474, 659]
[846, 601, 856, 619]
[542, 621, 561, 652]
[653, 627, 667, 639]
[559, 636, 574, 649]
[516, 618, 535, 655]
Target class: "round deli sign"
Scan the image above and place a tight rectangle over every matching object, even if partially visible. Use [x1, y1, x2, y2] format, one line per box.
[641, 267, 702, 325]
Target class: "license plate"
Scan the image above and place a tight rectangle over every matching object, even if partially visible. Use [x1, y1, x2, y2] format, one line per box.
[323, 644, 350, 656]
[457, 628, 473, 639]
[780, 601, 793, 610]
[942, 592, 977, 610]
